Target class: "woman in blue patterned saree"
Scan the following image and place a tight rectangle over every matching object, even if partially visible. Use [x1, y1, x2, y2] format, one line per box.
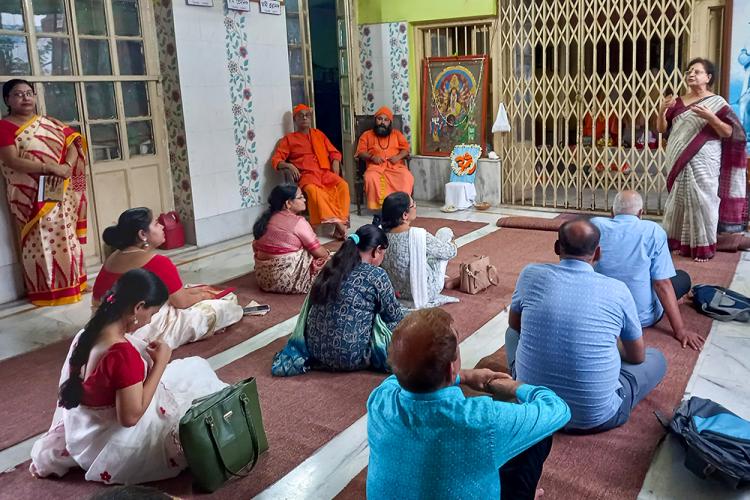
[272, 224, 406, 376]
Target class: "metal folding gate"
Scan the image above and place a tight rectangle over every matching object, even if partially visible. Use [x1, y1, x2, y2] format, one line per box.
[496, 0, 694, 213]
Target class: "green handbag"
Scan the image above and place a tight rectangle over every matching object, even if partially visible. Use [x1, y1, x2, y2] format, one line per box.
[179, 377, 269, 492]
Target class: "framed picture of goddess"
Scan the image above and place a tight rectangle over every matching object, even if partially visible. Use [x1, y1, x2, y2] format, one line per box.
[420, 55, 489, 156]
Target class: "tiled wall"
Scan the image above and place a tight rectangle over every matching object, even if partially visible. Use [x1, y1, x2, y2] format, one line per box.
[170, 0, 291, 246]
[153, 0, 196, 242]
[358, 22, 412, 144]
[0, 186, 23, 303]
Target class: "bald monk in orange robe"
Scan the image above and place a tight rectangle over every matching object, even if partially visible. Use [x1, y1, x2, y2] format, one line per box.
[272, 104, 349, 239]
[355, 106, 414, 210]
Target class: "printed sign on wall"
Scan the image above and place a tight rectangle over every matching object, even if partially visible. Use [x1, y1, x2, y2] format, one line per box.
[227, 0, 250, 11]
[260, 0, 281, 14]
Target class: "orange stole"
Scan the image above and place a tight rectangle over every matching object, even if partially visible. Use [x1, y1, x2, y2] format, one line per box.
[356, 129, 414, 209]
[271, 129, 350, 225]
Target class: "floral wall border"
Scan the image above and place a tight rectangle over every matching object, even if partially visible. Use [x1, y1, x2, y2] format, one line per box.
[387, 22, 411, 144]
[223, 9, 262, 208]
[152, 0, 195, 227]
[358, 25, 376, 114]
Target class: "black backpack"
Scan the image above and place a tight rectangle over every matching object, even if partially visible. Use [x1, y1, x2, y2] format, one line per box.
[692, 285, 750, 322]
[665, 397, 750, 488]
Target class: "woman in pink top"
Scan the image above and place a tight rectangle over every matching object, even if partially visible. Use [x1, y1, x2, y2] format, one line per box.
[253, 184, 330, 293]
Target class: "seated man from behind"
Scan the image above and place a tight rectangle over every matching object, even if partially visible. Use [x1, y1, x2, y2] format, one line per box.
[505, 219, 667, 433]
[367, 308, 570, 500]
[356, 106, 414, 209]
[272, 104, 350, 240]
[592, 190, 703, 350]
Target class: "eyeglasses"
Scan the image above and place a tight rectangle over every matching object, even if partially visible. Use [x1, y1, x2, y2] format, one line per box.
[11, 91, 35, 98]
[684, 69, 705, 75]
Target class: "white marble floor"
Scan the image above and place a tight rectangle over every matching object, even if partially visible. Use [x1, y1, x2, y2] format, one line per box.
[638, 251, 750, 500]
[0, 203, 747, 500]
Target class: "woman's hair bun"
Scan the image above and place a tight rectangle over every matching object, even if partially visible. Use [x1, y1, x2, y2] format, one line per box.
[102, 224, 125, 249]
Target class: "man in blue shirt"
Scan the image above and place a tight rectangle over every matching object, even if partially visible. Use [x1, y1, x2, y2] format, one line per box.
[367, 308, 570, 500]
[591, 190, 703, 350]
[505, 219, 667, 433]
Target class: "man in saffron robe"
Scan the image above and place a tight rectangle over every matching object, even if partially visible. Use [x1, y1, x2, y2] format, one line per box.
[272, 104, 350, 239]
[356, 106, 414, 210]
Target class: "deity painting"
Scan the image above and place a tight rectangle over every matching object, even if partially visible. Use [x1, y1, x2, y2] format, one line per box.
[421, 56, 489, 156]
[449, 144, 482, 184]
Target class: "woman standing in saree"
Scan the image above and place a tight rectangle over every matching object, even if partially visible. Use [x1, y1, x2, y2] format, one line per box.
[0, 79, 88, 305]
[252, 184, 330, 294]
[658, 58, 749, 261]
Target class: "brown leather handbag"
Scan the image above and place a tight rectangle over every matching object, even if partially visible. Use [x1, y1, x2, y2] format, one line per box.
[459, 255, 499, 295]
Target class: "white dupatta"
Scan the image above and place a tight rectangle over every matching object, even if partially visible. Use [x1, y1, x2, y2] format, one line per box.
[406, 227, 459, 309]
[409, 227, 430, 309]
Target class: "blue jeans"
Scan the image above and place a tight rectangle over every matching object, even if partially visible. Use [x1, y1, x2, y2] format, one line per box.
[504, 326, 667, 433]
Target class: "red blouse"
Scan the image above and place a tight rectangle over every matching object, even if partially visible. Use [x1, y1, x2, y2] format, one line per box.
[81, 341, 146, 407]
[92, 254, 183, 302]
[0, 119, 19, 147]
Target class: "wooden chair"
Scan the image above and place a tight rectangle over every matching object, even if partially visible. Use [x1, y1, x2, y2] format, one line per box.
[353, 114, 410, 215]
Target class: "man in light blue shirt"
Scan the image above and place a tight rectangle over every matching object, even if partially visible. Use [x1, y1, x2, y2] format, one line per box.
[591, 190, 703, 350]
[367, 308, 570, 500]
[505, 219, 667, 433]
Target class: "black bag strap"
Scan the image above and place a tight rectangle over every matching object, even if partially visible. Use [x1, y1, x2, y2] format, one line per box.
[239, 393, 261, 471]
[204, 392, 260, 478]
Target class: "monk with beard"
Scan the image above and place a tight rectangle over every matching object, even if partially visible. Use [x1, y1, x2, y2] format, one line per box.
[356, 106, 414, 210]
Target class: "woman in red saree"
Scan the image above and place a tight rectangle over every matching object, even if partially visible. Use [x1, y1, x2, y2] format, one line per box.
[0, 79, 87, 305]
[658, 59, 749, 262]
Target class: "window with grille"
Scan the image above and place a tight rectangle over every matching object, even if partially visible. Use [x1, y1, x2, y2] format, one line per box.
[420, 23, 493, 59]
[416, 21, 495, 152]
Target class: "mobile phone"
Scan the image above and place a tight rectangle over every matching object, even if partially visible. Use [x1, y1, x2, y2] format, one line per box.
[243, 304, 271, 315]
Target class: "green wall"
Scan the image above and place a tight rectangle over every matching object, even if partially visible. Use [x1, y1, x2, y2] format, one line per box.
[357, 0, 496, 25]
[357, 0, 497, 152]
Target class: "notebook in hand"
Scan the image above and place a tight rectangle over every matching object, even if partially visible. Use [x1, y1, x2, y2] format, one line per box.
[37, 175, 65, 203]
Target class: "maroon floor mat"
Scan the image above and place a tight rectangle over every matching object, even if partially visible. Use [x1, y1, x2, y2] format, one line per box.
[0, 218, 485, 452]
[337, 249, 741, 500]
[0, 224, 513, 499]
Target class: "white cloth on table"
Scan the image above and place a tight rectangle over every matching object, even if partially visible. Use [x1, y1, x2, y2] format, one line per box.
[444, 182, 477, 210]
